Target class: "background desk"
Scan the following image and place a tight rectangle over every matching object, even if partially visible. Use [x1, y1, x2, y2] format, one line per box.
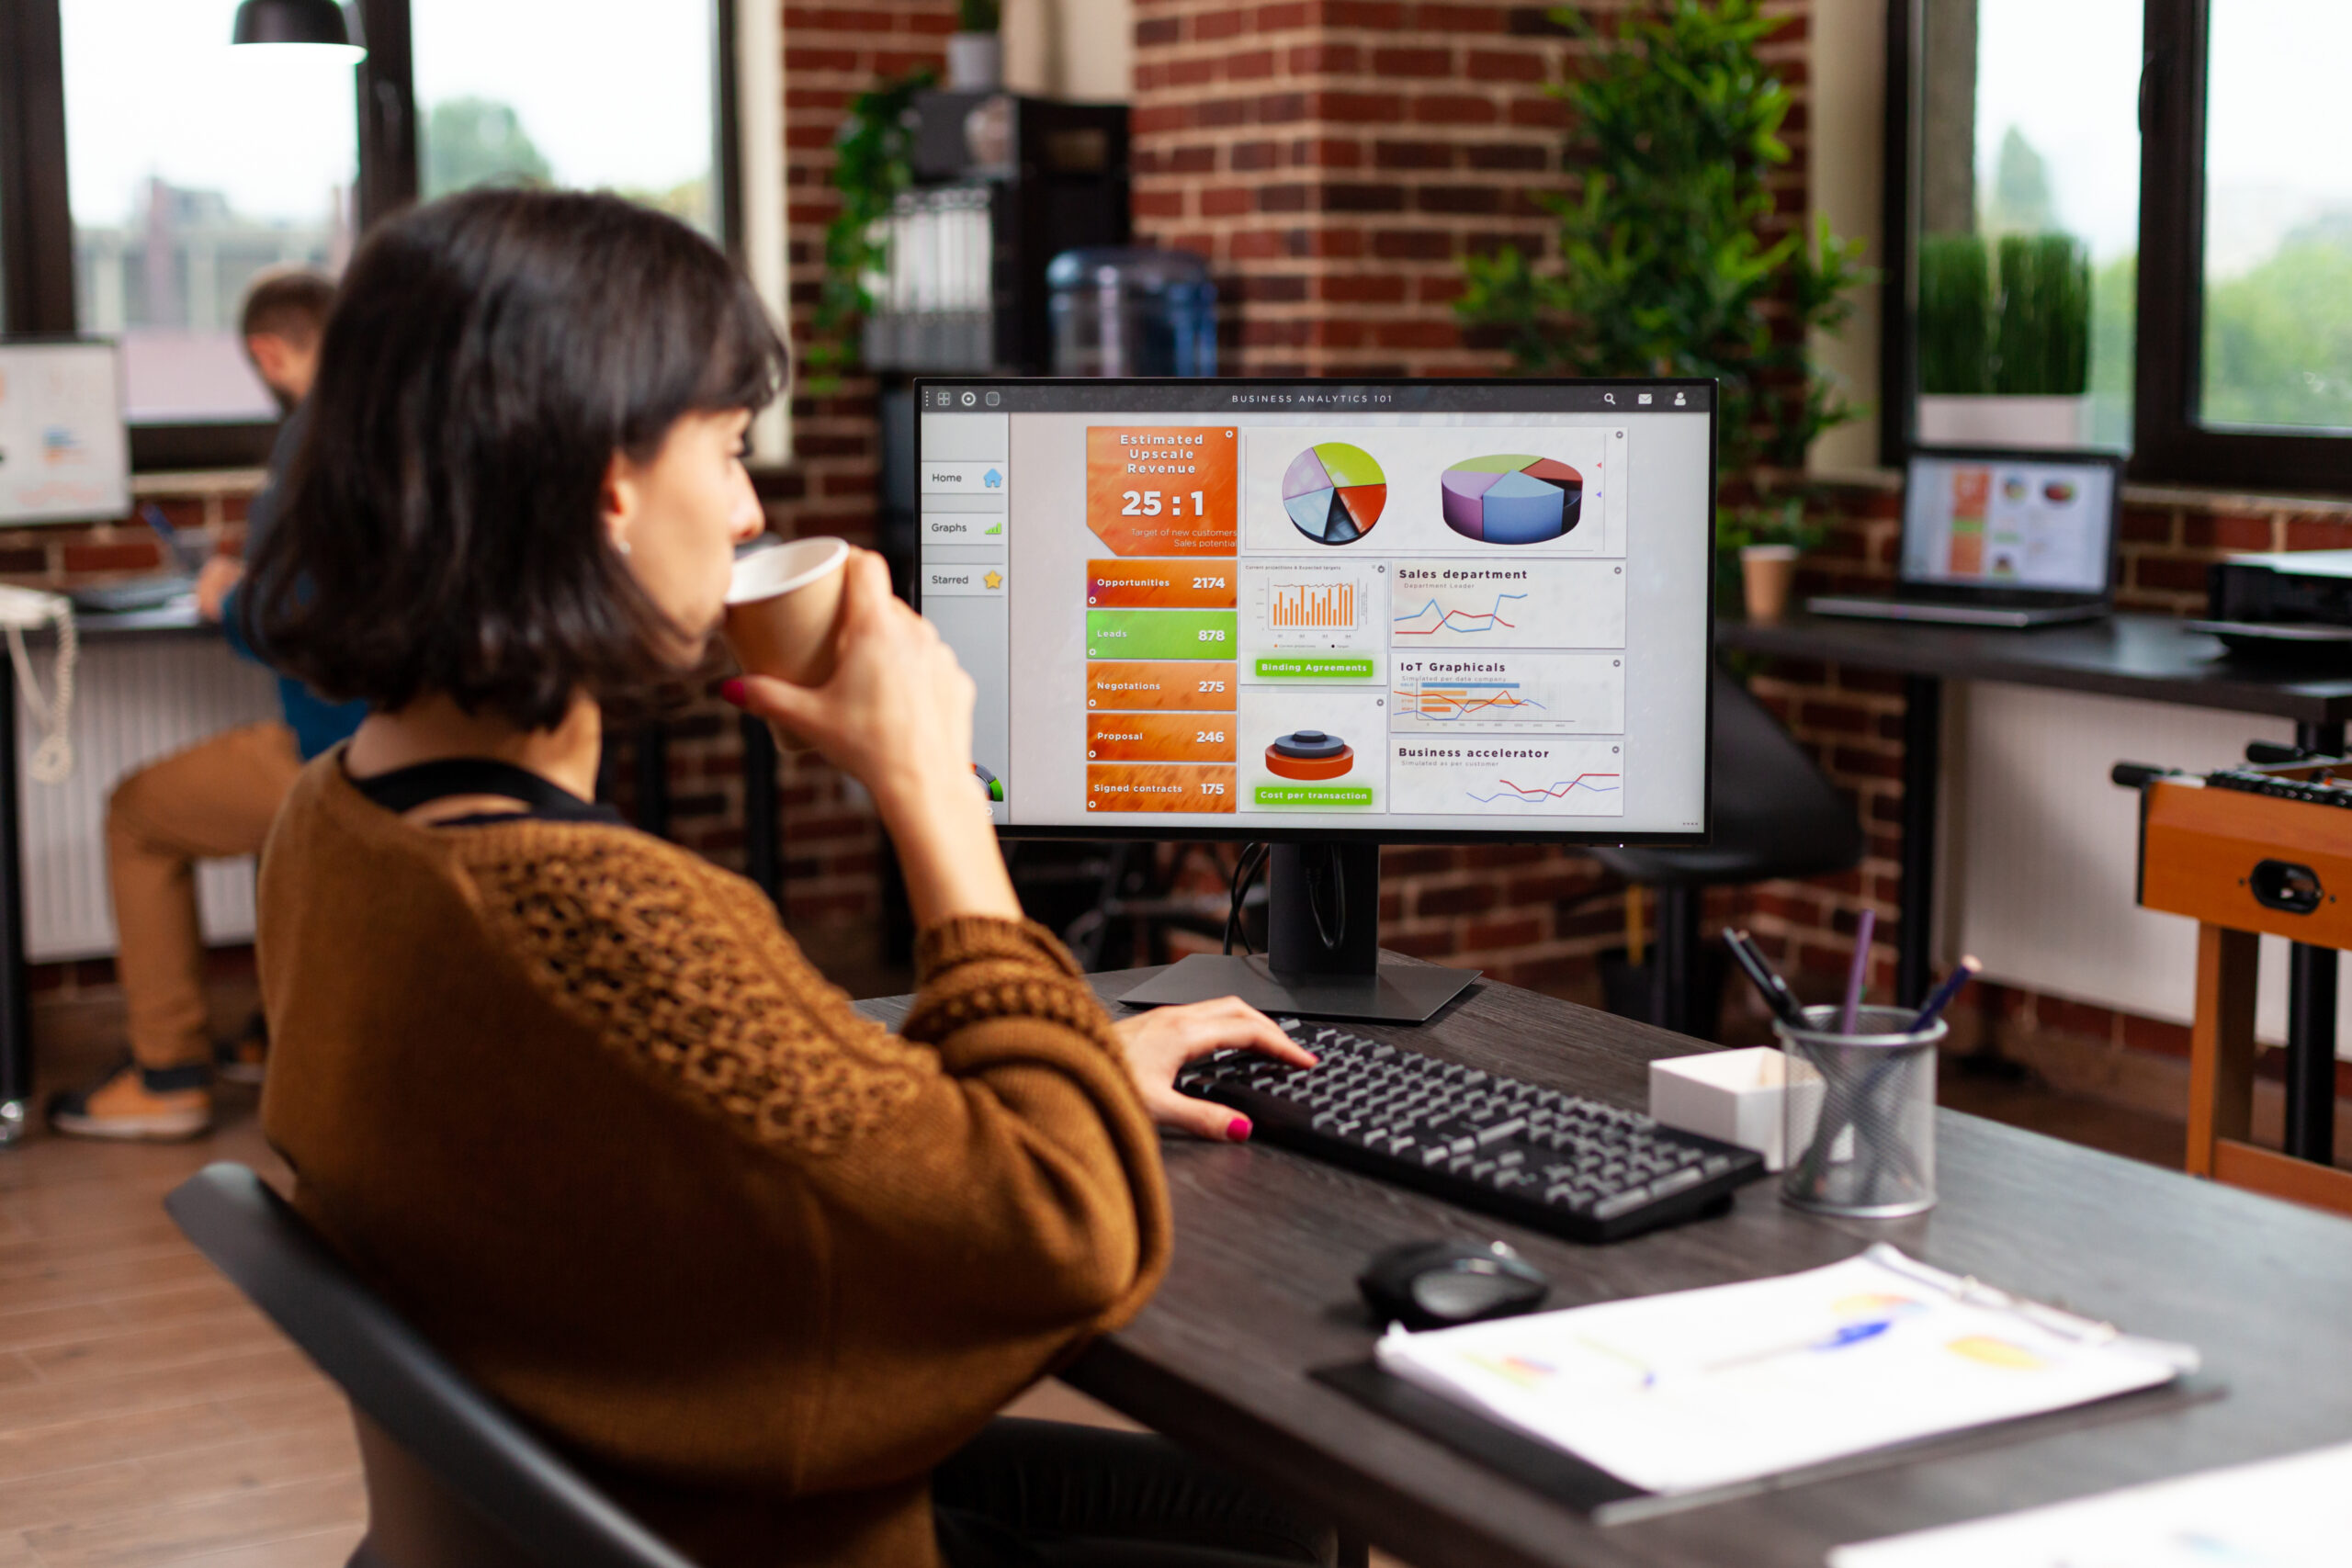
[860, 965, 2352, 1568]
[1719, 610, 2352, 1166]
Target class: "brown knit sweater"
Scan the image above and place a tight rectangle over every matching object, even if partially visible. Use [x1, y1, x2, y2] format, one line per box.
[256, 757, 1171, 1568]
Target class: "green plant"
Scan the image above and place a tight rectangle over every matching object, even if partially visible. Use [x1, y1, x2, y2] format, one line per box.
[1455, 0, 1872, 489]
[1917, 231, 2090, 398]
[1917, 232, 1992, 395]
[806, 68, 934, 389]
[1993, 234, 2091, 396]
[957, 0, 1000, 30]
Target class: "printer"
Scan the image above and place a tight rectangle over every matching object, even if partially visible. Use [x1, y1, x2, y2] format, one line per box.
[2191, 550, 2352, 652]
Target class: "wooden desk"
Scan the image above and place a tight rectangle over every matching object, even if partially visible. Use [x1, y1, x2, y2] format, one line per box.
[861, 965, 2352, 1568]
[1718, 609, 2352, 1166]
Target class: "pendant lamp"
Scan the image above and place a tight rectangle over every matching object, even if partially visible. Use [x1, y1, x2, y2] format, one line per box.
[231, 0, 365, 59]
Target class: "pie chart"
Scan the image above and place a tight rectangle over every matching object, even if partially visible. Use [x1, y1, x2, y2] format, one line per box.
[1441, 455, 1583, 544]
[1283, 443, 1386, 546]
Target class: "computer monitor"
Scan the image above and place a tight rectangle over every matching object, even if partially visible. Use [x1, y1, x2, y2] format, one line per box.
[0, 341, 130, 526]
[915, 378, 1718, 1021]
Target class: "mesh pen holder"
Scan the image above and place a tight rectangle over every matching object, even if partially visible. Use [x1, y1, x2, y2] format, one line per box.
[1775, 1005, 1946, 1218]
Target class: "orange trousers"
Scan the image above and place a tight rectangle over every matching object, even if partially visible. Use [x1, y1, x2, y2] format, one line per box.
[107, 722, 305, 1070]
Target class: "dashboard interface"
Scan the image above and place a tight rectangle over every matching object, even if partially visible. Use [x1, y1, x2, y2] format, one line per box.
[1899, 454, 2120, 593]
[917, 380, 1716, 841]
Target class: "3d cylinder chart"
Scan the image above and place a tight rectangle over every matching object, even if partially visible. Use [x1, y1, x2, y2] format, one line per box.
[1264, 730, 1355, 781]
[1440, 455, 1583, 545]
[1282, 443, 1387, 546]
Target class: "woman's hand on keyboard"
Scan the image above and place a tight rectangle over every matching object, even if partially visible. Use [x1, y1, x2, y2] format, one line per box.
[1114, 998, 1317, 1142]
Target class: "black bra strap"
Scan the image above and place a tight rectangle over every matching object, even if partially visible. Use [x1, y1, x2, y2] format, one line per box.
[349, 758, 622, 825]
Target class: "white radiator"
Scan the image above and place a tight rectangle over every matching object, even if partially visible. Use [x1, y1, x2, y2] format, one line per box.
[14, 633, 282, 963]
[1951, 682, 2352, 1053]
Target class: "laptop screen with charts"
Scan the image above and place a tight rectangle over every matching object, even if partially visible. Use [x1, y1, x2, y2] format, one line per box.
[1898, 450, 2123, 600]
[913, 378, 1718, 846]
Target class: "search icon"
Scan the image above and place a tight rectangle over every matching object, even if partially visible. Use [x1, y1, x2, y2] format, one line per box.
[1603, 392, 1616, 405]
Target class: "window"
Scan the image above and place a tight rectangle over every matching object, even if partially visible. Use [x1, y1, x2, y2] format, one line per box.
[0, 0, 742, 468]
[2196, 3, 2352, 434]
[412, 0, 718, 237]
[61, 0, 357, 423]
[1903, 0, 2142, 454]
[1894, 0, 2352, 490]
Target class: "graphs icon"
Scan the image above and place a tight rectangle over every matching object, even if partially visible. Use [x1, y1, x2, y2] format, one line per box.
[1283, 443, 1387, 546]
[1441, 455, 1582, 544]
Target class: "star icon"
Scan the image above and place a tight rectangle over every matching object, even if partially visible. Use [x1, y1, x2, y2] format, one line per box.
[983, 570, 1003, 590]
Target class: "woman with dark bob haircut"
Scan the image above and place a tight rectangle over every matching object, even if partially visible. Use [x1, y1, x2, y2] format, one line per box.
[248, 187, 1335, 1568]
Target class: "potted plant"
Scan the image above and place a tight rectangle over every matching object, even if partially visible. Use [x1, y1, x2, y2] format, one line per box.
[947, 0, 1001, 92]
[806, 69, 933, 389]
[1454, 0, 1871, 595]
[1917, 231, 2094, 448]
[1455, 0, 1869, 1032]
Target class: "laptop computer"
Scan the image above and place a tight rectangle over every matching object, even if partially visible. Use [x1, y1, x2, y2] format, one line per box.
[1808, 448, 2125, 628]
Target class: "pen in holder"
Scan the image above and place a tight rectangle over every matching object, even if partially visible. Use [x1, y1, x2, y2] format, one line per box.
[1776, 1004, 1946, 1218]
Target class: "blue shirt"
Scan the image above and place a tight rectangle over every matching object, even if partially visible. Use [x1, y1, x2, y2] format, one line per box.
[222, 408, 368, 761]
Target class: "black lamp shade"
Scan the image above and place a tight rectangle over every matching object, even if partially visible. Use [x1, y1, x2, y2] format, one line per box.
[232, 0, 356, 48]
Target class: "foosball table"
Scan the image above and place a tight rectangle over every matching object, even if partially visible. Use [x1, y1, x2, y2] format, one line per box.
[2116, 748, 2352, 1214]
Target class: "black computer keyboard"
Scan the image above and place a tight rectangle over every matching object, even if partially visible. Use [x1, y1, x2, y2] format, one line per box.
[1176, 1021, 1767, 1243]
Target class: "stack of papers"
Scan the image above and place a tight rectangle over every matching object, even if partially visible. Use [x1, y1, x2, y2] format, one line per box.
[1374, 1244, 2197, 1495]
[1832, 1440, 2352, 1566]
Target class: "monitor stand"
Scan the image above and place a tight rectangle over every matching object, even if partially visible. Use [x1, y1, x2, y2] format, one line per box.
[1118, 842, 1479, 1024]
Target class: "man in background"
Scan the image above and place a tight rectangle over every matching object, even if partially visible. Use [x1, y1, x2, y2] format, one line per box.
[49, 269, 367, 1141]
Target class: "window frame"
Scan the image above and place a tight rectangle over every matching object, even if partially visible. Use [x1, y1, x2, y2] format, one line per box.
[1886, 0, 2352, 492]
[0, 0, 745, 472]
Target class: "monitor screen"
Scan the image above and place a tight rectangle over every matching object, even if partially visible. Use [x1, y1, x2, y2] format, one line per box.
[917, 378, 1716, 843]
[0, 341, 130, 526]
[1898, 453, 2120, 594]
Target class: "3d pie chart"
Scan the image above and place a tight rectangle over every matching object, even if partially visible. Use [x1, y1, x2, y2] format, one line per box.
[1441, 455, 1583, 544]
[1266, 730, 1355, 780]
[1283, 443, 1386, 546]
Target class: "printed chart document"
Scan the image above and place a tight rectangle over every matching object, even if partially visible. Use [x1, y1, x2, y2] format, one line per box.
[1373, 1245, 2197, 1496]
[1832, 1439, 2352, 1567]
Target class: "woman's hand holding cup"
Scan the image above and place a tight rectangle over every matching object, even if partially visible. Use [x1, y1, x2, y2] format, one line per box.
[722, 547, 1016, 923]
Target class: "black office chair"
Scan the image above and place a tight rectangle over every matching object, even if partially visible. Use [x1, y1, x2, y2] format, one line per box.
[1591, 667, 1864, 1036]
[164, 1163, 699, 1568]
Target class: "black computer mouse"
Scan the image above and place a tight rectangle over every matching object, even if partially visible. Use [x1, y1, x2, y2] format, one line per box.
[1358, 1239, 1550, 1330]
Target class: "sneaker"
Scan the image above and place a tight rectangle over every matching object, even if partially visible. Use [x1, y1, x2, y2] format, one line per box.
[214, 1011, 268, 1086]
[46, 1059, 212, 1142]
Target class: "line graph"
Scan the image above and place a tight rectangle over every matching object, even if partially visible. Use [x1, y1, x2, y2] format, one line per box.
[1393, 592, 1526, 637]
[1468, 773, 1622, 805]
[1385, 560, 1627, 649]
[1392, 737, 1624, 817]
[1391, 651, 1622, 734]
[1392, 681, 1548, 721]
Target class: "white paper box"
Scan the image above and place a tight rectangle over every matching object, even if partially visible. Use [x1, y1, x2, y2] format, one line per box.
[1648, 1047, 1813, 1172]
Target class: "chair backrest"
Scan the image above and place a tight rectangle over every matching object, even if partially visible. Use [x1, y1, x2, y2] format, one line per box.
[1591, 666, 1865, 887]
[165, 1163, 699, 1568]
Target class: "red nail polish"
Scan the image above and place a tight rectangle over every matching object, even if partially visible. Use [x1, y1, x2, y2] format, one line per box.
[1227, 1116, 1252, 1143]
[718, 678, 747, 707]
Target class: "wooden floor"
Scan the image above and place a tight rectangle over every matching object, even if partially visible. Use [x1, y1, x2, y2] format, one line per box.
[0, 983, 2196, 1566]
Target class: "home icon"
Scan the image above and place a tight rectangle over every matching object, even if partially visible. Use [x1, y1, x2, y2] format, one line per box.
[983, 468, 1003, 489]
